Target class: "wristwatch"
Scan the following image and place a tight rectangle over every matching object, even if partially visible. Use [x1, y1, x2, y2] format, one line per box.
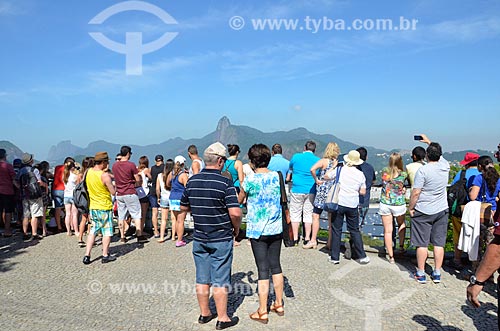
[470, 275, 486, 286]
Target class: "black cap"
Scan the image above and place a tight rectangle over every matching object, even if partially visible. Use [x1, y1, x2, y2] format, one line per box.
[155, 154, 164, 162]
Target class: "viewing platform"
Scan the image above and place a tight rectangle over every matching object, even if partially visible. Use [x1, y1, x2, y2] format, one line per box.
[0, 230, 497, 331]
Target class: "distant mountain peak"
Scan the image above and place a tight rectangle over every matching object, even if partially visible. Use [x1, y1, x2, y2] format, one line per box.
[216, 116, 231, 132]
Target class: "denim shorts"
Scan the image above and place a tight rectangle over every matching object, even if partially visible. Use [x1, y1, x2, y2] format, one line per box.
[192, 240, 233, 287]
[64, 196, 74, 205]
[148, 194, 160, 208]
[159, 197, 170, 209]
[52, 190, 64, 208]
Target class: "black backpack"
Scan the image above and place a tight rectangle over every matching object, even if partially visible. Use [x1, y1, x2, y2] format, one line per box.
[447, 170, 469, 217]
[19, 167, 43, 200]
[73, 171, 89, 214]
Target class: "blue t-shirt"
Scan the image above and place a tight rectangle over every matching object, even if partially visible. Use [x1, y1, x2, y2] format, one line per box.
[357, 162, 375, 207]
[472, 174, 500, 211]
[289, 151, 320, 194]
[268, 155, 290, 178]
[451, 168, 480, 190]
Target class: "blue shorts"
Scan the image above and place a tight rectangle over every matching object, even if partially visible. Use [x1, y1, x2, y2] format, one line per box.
[52, 190, 64, 208]
[169, 199, 181, 211]
[192, 240, 233, 287]
[148, 194, 160, 208]
[64, 196, 74, 205]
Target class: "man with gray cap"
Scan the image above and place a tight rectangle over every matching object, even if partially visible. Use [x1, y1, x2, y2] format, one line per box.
[181, 142, 241, 329]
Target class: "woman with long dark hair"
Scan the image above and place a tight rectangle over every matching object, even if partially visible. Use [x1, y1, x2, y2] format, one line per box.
[156, 159, 174, 243]
[469, 155, 500, 211]
[77, 157, 94, 247]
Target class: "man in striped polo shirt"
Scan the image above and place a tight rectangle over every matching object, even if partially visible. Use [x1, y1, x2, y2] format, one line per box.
[181, 142, 241, 330]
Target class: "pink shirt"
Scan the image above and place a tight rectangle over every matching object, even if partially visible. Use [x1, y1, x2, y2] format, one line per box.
[0, 161, 15, 195]
[112, 161, 138, 196]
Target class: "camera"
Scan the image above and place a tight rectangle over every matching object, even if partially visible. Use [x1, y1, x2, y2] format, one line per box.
[494, 143, 500, 162]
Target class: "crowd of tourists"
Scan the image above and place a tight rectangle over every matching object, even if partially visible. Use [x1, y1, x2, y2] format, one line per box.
[1, 137, 500, 329]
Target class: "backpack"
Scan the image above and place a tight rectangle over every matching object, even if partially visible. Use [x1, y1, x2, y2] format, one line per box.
[221, 160, 235, 182]
[19, 167, 43, 200]
[447, 169, 468, 217]
[73, 171, 89, 214]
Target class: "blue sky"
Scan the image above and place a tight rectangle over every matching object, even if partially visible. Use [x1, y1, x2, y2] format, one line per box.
[1, 0, 499, 159]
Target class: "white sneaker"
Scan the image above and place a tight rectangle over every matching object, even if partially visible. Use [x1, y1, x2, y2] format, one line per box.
[358, 256, 370, 265]
[328, 257, 340, 264]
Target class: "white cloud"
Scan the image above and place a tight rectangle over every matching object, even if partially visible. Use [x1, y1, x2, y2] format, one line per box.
[362, 16, 500, 46]
[0, 1, 14, 15]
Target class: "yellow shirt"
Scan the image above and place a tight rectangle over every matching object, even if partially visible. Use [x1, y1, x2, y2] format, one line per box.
[86, 168, 113, 210]
[406, 161, 424, 188]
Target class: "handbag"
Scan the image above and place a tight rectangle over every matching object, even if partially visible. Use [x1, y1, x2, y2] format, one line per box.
[136, 186, 147, 199]
[278, 171, 294, 247]
[324, 166, 342, 212]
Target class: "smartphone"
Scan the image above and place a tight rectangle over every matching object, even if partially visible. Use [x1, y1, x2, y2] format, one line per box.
[414, 135, 423, 141]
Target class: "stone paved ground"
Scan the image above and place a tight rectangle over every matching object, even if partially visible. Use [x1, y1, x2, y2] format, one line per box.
[0, 232, 497, 331]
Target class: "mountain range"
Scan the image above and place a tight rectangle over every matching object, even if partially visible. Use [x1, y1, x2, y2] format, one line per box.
[1, 117, 494, 174]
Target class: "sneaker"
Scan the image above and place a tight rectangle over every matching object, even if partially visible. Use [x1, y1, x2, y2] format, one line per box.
[431, 272, 441, 284]
[175, 240, 187, 247]
[120, 237, 127, 244]
[24, 235, 34, 242]
[328, 257, 340, 264]
[414, 273, 427, 284]
[358, 256, 370, 265]
[83, 255, 91, 265]
[102, 255, 117, 264]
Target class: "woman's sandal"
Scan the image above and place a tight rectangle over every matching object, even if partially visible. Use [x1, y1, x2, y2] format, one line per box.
[249, 310, 268, 324]
[269, 302, 285, 316]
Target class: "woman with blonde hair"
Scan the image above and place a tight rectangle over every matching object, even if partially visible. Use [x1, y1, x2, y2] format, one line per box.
[168, 155, 189, 247]
[307, 142, 340, 249]
[63, 160, 81, 237]
[379, 152, 408, 263]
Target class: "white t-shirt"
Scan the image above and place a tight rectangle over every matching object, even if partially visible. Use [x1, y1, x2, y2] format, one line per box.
[336, 165, 366, 208]
[64, 172, 78, 197]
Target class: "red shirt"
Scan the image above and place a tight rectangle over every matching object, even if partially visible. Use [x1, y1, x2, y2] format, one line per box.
[112, 161, 138, 196]
[53, 165, 65, 191]
[0, 161, 15, 195]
